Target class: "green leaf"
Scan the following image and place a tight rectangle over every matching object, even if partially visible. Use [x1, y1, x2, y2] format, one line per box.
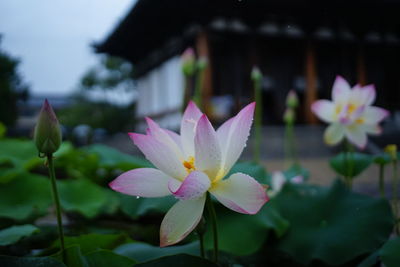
[135, 254, 217, 267]
[204, 202, 288, 256]
[84, 250, 135, 267]
[373, 153, 391, 165]
[120, 194, 176, 219]
[0, 224, 39, 246]
[114, 242, 199, 262]
[380, 237, 400, 267]
[53, 245, 88, 267]
[52, 233, 132, 254]
[0, 173, 52, 220]
[272, 181, 393, 265]
[0, 255, 65, 267]
[228, 161, 268, 184]
[84, 144, 151, 170]
[58, 179, 109, 218]
[330, 152, 373, 178]
[0, 139, 41, 170]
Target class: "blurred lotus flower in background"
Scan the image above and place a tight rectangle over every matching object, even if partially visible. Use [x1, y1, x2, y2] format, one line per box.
[311, 76, 389, 149]
[34, 99, 62, 155]
[181, 47, 196, 76]
[286, 90, 299, 109]
[110, 101, 268, 247]
[269, 171, 303, 196]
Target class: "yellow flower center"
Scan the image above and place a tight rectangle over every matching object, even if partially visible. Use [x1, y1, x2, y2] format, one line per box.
[347, 103, 356, 115]
[182, 156, 196, 173]
[356, 118, 364, 124]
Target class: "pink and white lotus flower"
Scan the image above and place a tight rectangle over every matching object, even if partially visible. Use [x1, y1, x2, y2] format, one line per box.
[311, 76, 389, 149]
[109, 101, 268, 247]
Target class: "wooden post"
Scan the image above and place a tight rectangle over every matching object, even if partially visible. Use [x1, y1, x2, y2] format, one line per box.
[357, 46, 367, 86]
[195, 31, 213, 116]
[304, 42, 318, 124]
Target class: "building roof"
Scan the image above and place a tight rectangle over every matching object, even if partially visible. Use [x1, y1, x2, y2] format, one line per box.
[96, 0, 400, 77]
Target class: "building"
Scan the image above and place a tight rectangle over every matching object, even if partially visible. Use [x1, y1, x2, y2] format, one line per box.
[96, 0, 400, 130]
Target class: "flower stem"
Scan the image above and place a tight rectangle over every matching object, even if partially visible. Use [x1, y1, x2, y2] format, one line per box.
[47, 154, 65, 261]
[392, 160, 399, 234]
[343, 140, 354, 189]
[206, 193, 218, 263]
[253, 78, 262, 163]
[196, 216, 206, 258]
[379, 163, 385, 198]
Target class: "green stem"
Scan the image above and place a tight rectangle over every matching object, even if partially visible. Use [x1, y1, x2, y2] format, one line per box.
[343, 140, 354, 189]
[392, 160, 399, 234]
[253, 79, 262, 163]
[206, 193, 218, 263]
[47, 155, 65, 261]
[194, 68, 204, 109]
[379, 164, 385, 198]
[196, 216, 206, 259]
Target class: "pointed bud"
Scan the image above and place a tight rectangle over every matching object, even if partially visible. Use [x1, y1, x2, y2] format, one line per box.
[251, 66, 262, 82]
[181, 48, 196, 76]
[286, 90, 299, 108]
[384, 144, 397, 161]
[283, 108, 295, 124]
[196, 56, 208, 71]
[34, 99, 62, 155]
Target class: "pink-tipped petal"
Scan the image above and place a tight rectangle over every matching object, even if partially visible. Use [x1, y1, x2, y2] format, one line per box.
[363, 124, 382, 135]
[217, 102, 255, 175]
[332, 75, 351, 104]
[363, 106, 390, 124]
[129, 133, 187, 180]
[160, 195, 206, 247]
[324, 123, 345, 146]
[169, 171, 210, 200]
[180, 101, 203, 157]
[311, 100, 336, 123]
[210, 173, 268, 214]
[271, 171, 286, 192]
[164, 129, 183, 150]
[145, 117, 184, 160]
[345, 126, 367, 149]
[194, 115, 222, 179]
[109, 168, 172, 197]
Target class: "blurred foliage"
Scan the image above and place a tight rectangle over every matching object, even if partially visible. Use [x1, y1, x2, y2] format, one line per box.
[0, 37, 29, 126]
[58, 97, 135, 134]
[0, 138, 398, 266]
[330, 152, 373, 179]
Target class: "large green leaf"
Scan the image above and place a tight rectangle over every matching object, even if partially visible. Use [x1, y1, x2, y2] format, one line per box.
[114, 241, 199, 262]
[0, 224, 39, 246]
[380, 237, 400, 267]
[135, 254, 217, 267]
[84, 250, 135, 267]
[330, 152, 373, 178]
[84, 144, 151, 170]
[0, 173, 52, 220]
[58, 179, 109, 218]
[204, 202, 289, 256]
[119, 194, 176, 219]
[272, 181, 393, 265]
[0, 139, 41, 170]
[0, 255, 65, 267]
[51, 233, 132, 254]
[228, 161, 268, 184]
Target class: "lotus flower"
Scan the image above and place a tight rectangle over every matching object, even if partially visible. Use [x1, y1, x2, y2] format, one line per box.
[311, 76, 389, 149]
[110, 101, 268, 247]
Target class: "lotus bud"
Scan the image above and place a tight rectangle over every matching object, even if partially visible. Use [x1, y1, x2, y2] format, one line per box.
[286, 90, 299, 109]
[385, 144, 397, 161]
[251, 66, 262, 82]
[196, 56, 208, 71]
[181, 48, 196, 76]
[283, 108, 295, 124]
[34, 99, 62, 155]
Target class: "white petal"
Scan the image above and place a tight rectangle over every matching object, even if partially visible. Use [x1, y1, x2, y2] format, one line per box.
[194, 115, 222, 180]
[109, 168, 173, 197]
[169, 171, 210, 200]
[217, 102, 255, 176]
[345, 125, 367, 149]
[210, 173, 268, 214]
[324, 123, 345, 146]
[129, 133, 187, 180]
[160, 194, 206, 247]
[362, 106, 389, 124]
[180, 101, 203, 157]
[311, 100, 336, 123]
[332, 75, 351, 105]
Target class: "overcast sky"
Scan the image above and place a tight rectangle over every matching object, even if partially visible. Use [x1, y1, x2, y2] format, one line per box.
[0, 0, 135, 96]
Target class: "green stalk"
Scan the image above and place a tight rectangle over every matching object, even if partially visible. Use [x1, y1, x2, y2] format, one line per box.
[343, 140, 354, 189]
[206, 193, 218, 263]
[193, 68, 204, 110]
[379, 163, 385, 198]
[196, 216, 206, 259]
[253, 78, 262, 163]
[47, 154, 65, 261]
[392, 160, 399, 234]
